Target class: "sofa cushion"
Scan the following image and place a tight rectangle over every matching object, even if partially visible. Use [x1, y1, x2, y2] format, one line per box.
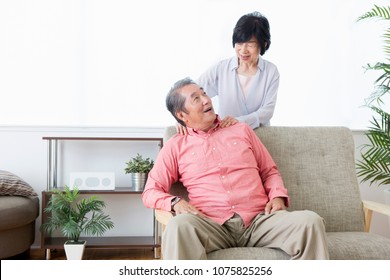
[327, 232, 390, 259]
[253, 127, 365, 232]
[0, 196, 39, 230]
[0, 170, 37, 197]
[206, 232, 390, 260]
[208, 247, 290, 260]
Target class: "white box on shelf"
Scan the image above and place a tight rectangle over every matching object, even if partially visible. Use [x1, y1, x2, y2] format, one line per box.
[69, 172, 115, 190]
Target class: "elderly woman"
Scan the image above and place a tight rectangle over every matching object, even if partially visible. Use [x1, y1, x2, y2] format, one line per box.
[198, 11, 279, 129]
[177, 11, 279, 134]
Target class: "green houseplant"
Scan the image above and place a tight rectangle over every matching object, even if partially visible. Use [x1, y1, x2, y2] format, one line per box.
[356, 5, 390, 188]
[124, 153, 154, 191]
[40, 186, 114, 259]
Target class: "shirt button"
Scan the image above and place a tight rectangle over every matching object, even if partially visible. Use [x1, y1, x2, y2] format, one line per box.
[221, 175, 225, 179]
[232, 205, 235, 209]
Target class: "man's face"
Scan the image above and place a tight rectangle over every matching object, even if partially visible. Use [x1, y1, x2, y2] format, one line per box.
[176, 83, 216, 131]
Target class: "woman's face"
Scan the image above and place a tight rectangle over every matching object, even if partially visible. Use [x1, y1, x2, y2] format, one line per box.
[234, 36, 260, 64]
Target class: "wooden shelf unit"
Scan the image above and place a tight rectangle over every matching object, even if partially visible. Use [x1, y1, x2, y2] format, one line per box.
[41, 137, 163, 260]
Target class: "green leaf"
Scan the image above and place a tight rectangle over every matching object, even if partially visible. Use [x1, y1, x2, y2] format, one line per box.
[356, 5, 390, 188]
[124, 153, 154, 173]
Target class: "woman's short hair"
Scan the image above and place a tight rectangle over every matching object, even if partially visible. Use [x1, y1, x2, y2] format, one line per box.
[232, 11, 271, 56]
[166, 77, 196, 126]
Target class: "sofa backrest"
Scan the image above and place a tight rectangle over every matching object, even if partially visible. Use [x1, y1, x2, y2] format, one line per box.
[163, 126, 365, 232]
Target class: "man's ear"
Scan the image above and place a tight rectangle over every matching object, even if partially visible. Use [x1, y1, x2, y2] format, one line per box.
[176, 111, 187, 124]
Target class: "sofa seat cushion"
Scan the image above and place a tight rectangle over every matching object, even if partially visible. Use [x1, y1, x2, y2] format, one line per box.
[206, 232, 390, 260]
[327, 232, 390, 259]
[207, 247, 290, 260]
[0, 196, 39, 230]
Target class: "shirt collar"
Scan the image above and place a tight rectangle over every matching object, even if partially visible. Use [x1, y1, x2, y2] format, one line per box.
[186, 116, 221, 136]
[229, 56, 265, 72]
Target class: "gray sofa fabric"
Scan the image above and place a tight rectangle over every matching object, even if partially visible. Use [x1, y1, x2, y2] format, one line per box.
[162, 126, 390, 259]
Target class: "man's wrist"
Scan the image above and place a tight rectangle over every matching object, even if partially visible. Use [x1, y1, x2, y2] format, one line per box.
[171, 197, 182, 211]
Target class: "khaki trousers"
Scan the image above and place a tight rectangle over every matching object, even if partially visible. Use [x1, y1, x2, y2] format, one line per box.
[162, 210, 329, 260]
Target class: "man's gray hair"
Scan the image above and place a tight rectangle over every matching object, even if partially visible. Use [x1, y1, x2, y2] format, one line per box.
[166, 77, 197, 126]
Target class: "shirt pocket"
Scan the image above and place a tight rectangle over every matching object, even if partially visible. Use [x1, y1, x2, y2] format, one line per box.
[179, 147, 209, 175]
[223, 139, 255, 166]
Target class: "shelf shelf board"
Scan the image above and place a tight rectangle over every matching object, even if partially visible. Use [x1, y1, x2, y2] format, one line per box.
[43, 187, 143, 194]
[42, 136, 163, 143]
[42, 236, 159, 250]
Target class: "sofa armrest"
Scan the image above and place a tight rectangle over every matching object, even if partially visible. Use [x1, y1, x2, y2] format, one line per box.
[154, 209, 175, 259]
[362, 200, 390, 232]
[155, 209, 174, 232]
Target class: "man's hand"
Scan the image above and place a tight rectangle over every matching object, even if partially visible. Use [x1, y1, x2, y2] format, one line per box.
[264, 197, 286, 215]
[173, 199, 203, 216]
[220, 116, 238, 128]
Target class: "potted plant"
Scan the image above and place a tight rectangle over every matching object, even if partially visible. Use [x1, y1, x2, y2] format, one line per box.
[356, 5, 390, 201]
[40, 185, 114, 260]
[124, 153, 154, 191]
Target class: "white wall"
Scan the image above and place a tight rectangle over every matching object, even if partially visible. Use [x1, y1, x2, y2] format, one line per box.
[0, 0, 389, 129]
[1, 126, 389, 249]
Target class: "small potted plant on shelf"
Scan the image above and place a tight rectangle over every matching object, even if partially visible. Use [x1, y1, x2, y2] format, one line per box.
[40, 186, 114, 260]
[124, 153, 154, 191]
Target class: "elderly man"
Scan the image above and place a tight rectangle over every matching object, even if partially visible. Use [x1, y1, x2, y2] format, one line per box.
[142, 77, 329, 260]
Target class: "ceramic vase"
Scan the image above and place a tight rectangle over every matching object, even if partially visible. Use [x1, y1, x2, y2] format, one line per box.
[64, 240, 86, 260]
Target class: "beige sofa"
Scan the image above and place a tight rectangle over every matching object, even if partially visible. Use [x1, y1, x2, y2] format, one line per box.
[155, 126, 390, 259]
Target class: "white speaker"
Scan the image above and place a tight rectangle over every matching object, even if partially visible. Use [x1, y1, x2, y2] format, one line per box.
[69, 172, 115, 190]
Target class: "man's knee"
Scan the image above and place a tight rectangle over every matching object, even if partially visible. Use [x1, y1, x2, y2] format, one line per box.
[166, 213, 200, 233]
[294, 210, 326, 229]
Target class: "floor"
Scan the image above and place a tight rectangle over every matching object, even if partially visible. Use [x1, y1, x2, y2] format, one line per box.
[5, 248, 157, 260]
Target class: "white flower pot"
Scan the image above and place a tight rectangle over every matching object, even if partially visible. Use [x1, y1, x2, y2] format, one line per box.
[64, 240, 86, 260]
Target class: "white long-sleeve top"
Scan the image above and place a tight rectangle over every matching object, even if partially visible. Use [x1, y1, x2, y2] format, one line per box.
[197, 56, 280, 128]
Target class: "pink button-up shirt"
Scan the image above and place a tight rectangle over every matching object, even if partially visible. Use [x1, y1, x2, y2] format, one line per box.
[142, 121, 289, 227]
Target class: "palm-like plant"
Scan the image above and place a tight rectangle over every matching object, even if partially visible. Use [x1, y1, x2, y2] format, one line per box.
[356, 5, 390, 187]
[40, 186, 114, 243]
